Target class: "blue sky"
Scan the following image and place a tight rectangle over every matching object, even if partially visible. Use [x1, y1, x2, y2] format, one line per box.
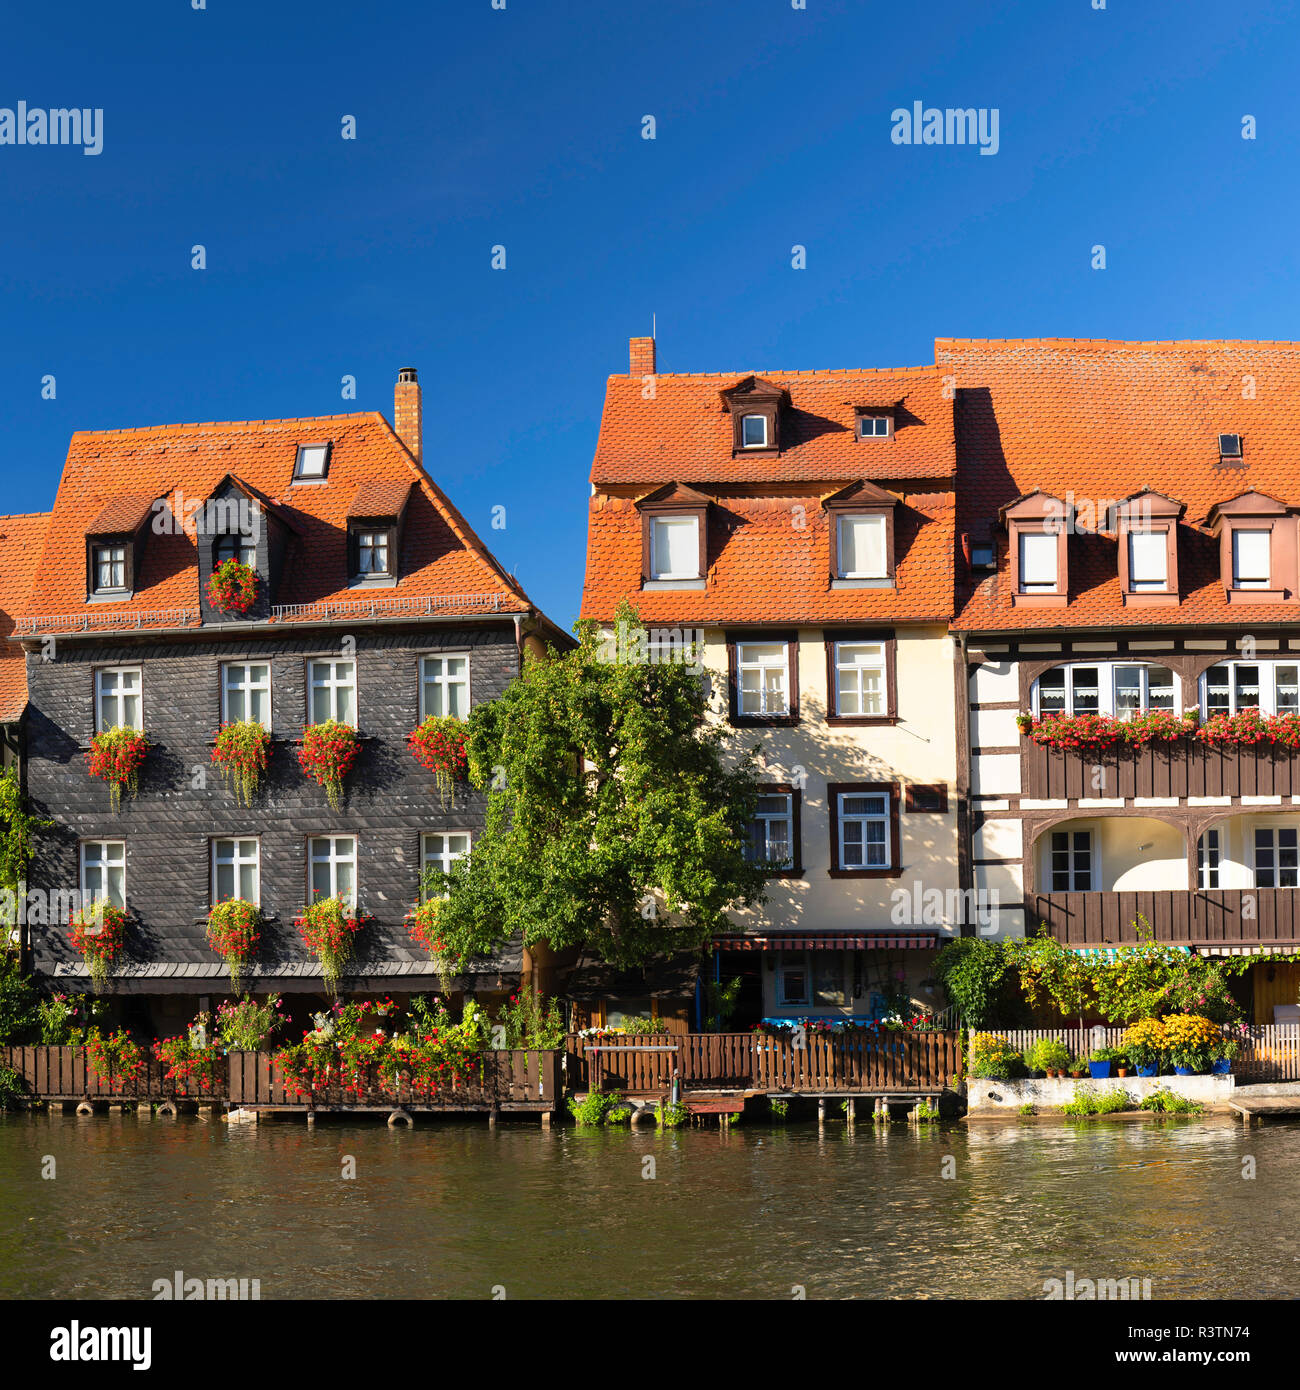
[3, 0, 1300, 629]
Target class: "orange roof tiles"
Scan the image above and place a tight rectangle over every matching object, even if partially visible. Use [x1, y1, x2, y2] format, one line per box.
[25, 412, 535, 631]
[941, 337, 1300, 631]
[582, 356, 957, 626]
[0, 512, 51, 720]
[590, 367, 956, 486]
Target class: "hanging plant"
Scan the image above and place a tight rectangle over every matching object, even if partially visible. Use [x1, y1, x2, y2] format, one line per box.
[206, 558, 257, 615]
[406, 716, 469, 809]
[297, 720, 359, 811]
[68, 902, 128, 992]
[405, 897, 448, 958]
[212, 720, 273, 806]
[205, 898, 261, 991]
[86, 727, 149, 811]
[296, 894, 367, 995]
[85, 1027, 145, 1092]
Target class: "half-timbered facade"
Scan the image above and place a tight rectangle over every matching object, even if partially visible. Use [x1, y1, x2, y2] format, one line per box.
[580, 337, 963, 1028]
[946, 337, 1300, 1020]
[15, 370, 567, 1033]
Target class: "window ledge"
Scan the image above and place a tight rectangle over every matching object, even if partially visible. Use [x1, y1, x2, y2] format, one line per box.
[86, 591, 134, 604]
[730, 715, 800, 729]
[826, 715, 898, 727]
[1225, 587, 1288, 604]
[193, 913, 279, 926]
[830, 578, 893, 590]
[828, 868, 903, 880]
[347, 576, 398, 590]
[641, 579, 706, 591]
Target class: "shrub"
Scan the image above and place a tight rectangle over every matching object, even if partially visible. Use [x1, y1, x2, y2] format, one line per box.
[0, 950, 38, 1044]
[211, 721, 272, 806]
[85, 1027, 144, 1092]
[934, 938, 1011, 1028]
[1062, 1087, 1132, 1116]
[1140, 1087, 1204, 1115]
[1161, 1013, 1221, 1072]
[215, 994, 286, 1052]
[1027, 1038, 1071, 1073]
[968, 1032, 1022, 1080]
[1123, 1018, 1167, 1070]
[153, 1013, 222, 1092]
[569, 1088, 621, 1127]
[0, 1063, 22, 1109]
[657, 1100, 691, 1128]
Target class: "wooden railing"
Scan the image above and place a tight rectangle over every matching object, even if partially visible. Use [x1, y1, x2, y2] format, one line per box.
[565, 1032, 960, 1095]
[1032, 889, 1300, 947]
[2, 1045, 215, 1100]
[1023, 740, 1300, 802]
[227, 1049, 559, 1109]
[982, 1025, 1300, 1082]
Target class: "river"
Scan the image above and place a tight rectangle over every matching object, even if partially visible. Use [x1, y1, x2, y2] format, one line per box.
[1, 1112, 1296, 1300]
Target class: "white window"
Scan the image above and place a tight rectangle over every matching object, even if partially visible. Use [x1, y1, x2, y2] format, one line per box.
[736, 641, 790, 717]
[420, 831, 471, 898]
[356, 530, 391, 576]
[741, 414, 768, 448]
[81, 841, 125, 909]
[1232, 529, 1271, 589]
[212, 838, 260, 904]
[420, 654, 470, 719]
[215, 534, 257, 569]
[309, 835, 356, 906]
[745, 792, 794, 870]
[833, 641, 886, 716]
[649, 516, 700, 580]
[858, 415, 890, 439]
[222, 662, 271, 727]
[308, 659, 356, 725]
[1198, 829, 1220, 890]
[776, 952, 809, 1007]
[1049, 829, 1094, 891]
[1018, 531, 1058, 592]
[1033, 662, 1177, 718]
[837, 514, 887, 579]
[837, 790, 890, 870]
[1254, 826, 1299, 889]
[95, 667, 142, 732]
[1202, 661, 1300, 716]
[294, 443, 330, 480]
[1127, 531, 1167, 591]
[93, 544, 127, 593]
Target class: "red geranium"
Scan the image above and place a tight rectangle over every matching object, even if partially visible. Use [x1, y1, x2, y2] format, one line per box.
[297, 719, 359, 810]
[206, 558, 257, 615]
[406, 716, 468, 809]
[87, 727, 148, 811]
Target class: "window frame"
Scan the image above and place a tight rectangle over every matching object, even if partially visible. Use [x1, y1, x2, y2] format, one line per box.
[1017, 529, 1060, 594]
[648, 514, 702, 581]
[727, 632, 799, 726]
[740, 414, 769, 449]
[827, 781, 901, 879]
[1253, 823, 1299, 889]
[1200, 659, 1300, 717]
[835, 513, 889, 580]
[743, 784, 802, 877]
[1126, 529, 1169, 592]
[1047, 828, 1097, 892]
[306, 657, 358, 726]
[221, 661, 272, 729]
[293, 442, 332, 482]
[419, 830, 472, 900]
[214, 533, 258, 571]
[1031, 661, 1180, 719]
[307, 834, 358, 908]
[1230, 527, 1272, 591]
[1198, 828, 1221, 890]
[93, 665, 143, 733]
[905, 783, 949, 814]
[89, 540, 130, 596]
[418, 653, 471, 721]
[824, 630, 896, 725]
[211, 836, 261, 906]
[856, 413, 893, 441]
[80, 839, 126, 910]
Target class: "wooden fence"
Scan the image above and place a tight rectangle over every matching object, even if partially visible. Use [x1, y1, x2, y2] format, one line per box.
[982, 1025, 1300, 1081]
[565, 1031, 960, 1095]
[2, 1045, 215, 1101]
[226, 1049, 559, 1111]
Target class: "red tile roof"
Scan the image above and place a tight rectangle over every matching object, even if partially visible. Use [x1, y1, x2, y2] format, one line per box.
[590, 367, 956, 486]
[0, 513, 51, 720]
[582, 358, 956, 625]
[940, 337, 1300, 631]
[23, 412, 537, 633]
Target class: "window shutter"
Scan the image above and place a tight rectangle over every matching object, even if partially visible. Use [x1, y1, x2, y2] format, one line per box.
[838, 515, 886, 577]
[1128, 531, 1167, 587]
[1018, 531, 1057, 588]
[1232, 529, 1270, 585]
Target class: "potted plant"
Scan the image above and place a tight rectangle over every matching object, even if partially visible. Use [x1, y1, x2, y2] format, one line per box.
[86, 726, 149, 812]
[295, 894, 367, 996]
[297, 719, 360, 811]
[205, 898, 261, 991]
[206, 557, 257, 615]
[1085, 1048, 1114, 1079]
[211, 720, 273, 806]
[1027, 1038, 1070, 1078]
[68, 902, 128, 992]
[968, 1033, 1023, 1081]
[406, 715, 469, 810]
[1123, 1017, 1167, 1077]
[1162, 1013, 1220, 1075]
[1211, 1035, 1240, 1076]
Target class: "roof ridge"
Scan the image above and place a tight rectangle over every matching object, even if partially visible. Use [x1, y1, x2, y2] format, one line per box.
[70, 412, 380, 439]
[0, 511, 52, 522]
[937, 336, 1300, 351]
[609, 365, 940, 381]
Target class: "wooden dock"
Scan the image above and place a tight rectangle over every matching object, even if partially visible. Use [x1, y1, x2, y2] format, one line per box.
[1230, 1097, 1300, 1125]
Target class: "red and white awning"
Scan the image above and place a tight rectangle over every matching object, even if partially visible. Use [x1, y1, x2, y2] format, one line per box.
[710, 933, 940, 951]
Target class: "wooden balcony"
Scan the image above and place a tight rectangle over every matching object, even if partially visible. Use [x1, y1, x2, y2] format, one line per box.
[1031, 889, 1300, 947]
[1023, 739, 1300, 802]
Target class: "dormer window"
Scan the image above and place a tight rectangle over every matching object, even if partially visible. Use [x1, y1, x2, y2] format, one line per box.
[215, 533, 257, 570]
[355, 529, 392, 577]
[346, 478, 412, 585]
[741, 415, 768, 449]
[837, 514, 887, 579]
[856, 412, 893, 440]
[1219, 434, 1243, 460]
[92, 543, 127, 594]
[1018, 531, 1057, 593]
[1111, 490, 1182, 607]
[1127, 531, 1167, 591]
[650, 515, 700, 580]
[1232, 529, 1271, 590]
[294, 443, 331, 481]
[1001, 490, 1069, 607]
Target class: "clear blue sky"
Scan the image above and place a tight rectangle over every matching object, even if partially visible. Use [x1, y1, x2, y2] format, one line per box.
[3, 0, 1299, 629]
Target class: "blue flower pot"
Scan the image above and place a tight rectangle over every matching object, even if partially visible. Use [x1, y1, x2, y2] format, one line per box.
[1212, 1058, 1232, 1075]
[1174, 1065, 1194, 1075]
[1137, 1063, 1158, 1078]
[1088, 1061, 1112, 1079]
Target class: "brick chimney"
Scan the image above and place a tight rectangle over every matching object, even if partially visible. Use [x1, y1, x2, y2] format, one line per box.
[629, 336, 656, 376]
[394, 367, 422, 462]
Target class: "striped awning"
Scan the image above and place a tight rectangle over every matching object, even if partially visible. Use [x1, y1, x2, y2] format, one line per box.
[1195, 944, 1300, 957]
[1071, 946, 1192, 962]
[710, 933, 940, 951]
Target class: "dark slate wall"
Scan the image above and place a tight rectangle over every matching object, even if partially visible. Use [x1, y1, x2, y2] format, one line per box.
[25, 622, 519, 976]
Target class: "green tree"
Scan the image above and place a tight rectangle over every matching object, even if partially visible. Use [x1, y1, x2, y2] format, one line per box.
[431, 607, 768, 967]
[1007, 934, 1095, 1029]
[934, 938, 1011, 1028]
